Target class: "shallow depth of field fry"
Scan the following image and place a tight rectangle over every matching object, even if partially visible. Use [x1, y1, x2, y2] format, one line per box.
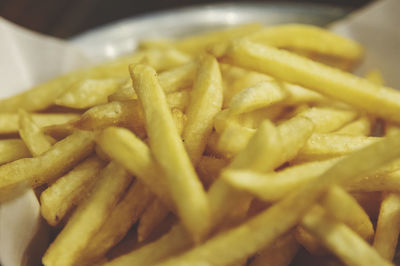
[1, 23, 400, 266]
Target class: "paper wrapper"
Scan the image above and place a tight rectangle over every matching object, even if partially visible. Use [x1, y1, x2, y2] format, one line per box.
[0, 0, 399, 265]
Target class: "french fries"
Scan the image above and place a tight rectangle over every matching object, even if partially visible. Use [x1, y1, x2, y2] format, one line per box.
[1, 23, 400, 266]
[130, 64, 210, 241]
[40, 156, 105, 226]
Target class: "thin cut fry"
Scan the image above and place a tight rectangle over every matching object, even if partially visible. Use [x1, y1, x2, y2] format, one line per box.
[18, 109, 52, 156]
[155, 133, 400, 266]
[55, 78, 121, 109]
[228, 81, 287, 115]
[158, 60, 197, 93]
[138, 199, 170, 242]
[336, 116, 371, 136]
[223, 40, 400, 123]
[81, 181, 154, 263]
[42, 162, 133, 266]
[298, 107, 357, 133]
[302, 206, 391, 266]
[250, 233, 300, 266]
[297, 133, 380, 161]
[0, 139, 30, 165]
[40, 156, 105, 226]
[74, 100, 146, 138]
[373, 193, 400, 260]
[0, 130, 94, 201]
[130, 64, 209, 241]
[97, 127, 173, 209]
[0, 113, 80, 134]
[247, 24, 363, 63]
[0, 54, 142, 112]
[182, 54, 223, 165]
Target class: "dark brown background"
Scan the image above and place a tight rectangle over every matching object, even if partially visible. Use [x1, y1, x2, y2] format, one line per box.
[1, 0, 373, 39]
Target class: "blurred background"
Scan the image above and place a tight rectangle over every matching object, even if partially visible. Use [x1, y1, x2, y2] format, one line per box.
[1, 0, 373, 39]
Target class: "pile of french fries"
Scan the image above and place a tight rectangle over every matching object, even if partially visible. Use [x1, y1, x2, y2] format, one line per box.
[2, 23, 400, 266]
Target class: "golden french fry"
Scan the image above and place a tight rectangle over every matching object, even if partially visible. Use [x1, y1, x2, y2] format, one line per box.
[247, 24, 363, 63]
[295, 226, 326, 255]
[138, 199, 170, 242]
[173, 24, 262, 54]
[297, 133, 380, 161]
[0, 130, 94, 202]
[228, 81, 287, 115]
[74, 100, 146, 138]
[298, 107, 357, 133]
[250, 233, 300, 266]
[158, 60, 197, 93]
[97, 127, 173, 209]
[224, 158, 341, 202]
[108, 78, 138, 101]
[385, 123, 400, 137]
[196, 156, 228, 188]
[166, 90, 190, 111]
[81, 180, 154, 263]
[209, 117, 313, 229]
[223, 40, 400, 123]
[18, 109, 52, 156]
[0, 113, 79, 135]
[216, 123, 256, 158]
[373, 193, 400, 260]
[321, 186, 374, 242]
[42, 162, 133, 266]
[335, 116, 371, 136]
[141, 48, 191, 72]
[138, 38, 174, 50]
[105, 225, 192, 266]
[40, 156, 105, 226]
[130, 64, 209, 241]
[55, 78, 121, 109]
[365, 69, 384, 86]
[302, 206, 391, 266]
[0, 139, 30, 165]
[0, 54, 142, 112]
[182, 54, 223, 165]
[170, 108, 186, 136]
[153, 133, 400, 266]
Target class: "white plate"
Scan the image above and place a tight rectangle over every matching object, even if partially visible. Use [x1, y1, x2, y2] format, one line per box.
[71, 2, 350, 62]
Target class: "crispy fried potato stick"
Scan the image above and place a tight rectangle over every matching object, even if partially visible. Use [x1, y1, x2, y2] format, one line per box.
[223, 40, 400, 123]
[173, 24, 262, 54]
[0, 54, 142, 112]
[228, 81, 287, 115]
[0, 139, 30, 165]
[302, 206, 391, 266]
[158, 61, 197, 93]
[42, 162, 133, 266]
[373, 193, 400, 260]
[247, 24, 363, 63]
[40, 156, 105, 226]
[18, 109, 52, 156]
[97, 127, 173, 209]
[0, 130, 94, 201]
[155, 133, 400, 266]
[55, 78, 121, 109]
[138, 199, 170, 242]
[298, 107, 357, 133]
[81, 180, 154, 263]
[0, 113, 79, 134]
[130, 64, 209, 241]
[105, 225, 192, 266]
[335, 116, 371, 136]
[74, 100, 146, 138]
[297, 133, 380, 161]
[182, 54, 223, 165]
[249, 233, 299, 266]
